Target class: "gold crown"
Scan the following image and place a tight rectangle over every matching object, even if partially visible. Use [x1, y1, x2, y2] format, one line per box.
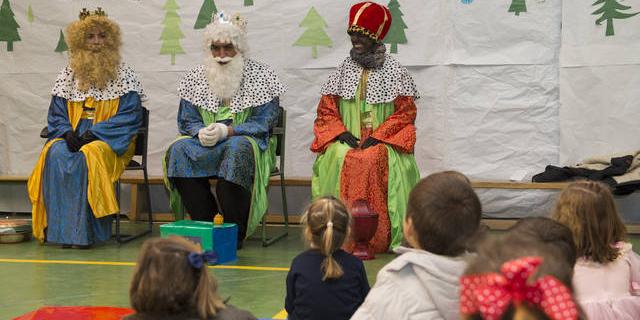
[79, 7, 107, 20]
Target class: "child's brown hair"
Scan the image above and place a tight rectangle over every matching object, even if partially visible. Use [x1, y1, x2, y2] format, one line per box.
[129, 236, 225, 320]
[506, 217, 577, 266]
[302, 196, 350, 281]
[406, 171, 482, 256]
[552, 180, 626, 264]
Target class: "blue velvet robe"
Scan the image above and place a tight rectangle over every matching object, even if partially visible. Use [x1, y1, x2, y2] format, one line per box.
[165, 98, 279, 192]
[42, 92, 142, 245]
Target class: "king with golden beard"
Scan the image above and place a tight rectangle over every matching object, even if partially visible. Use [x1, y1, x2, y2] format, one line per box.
[66, 14, 121, 92]
[28, 9, 145, 248]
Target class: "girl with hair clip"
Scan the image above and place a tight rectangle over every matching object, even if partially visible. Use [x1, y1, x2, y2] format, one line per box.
[285, 196, 370, 320]
[460, 236, 582, 320]
[125, 236, 256, 320]
[552, 180, 640, 319]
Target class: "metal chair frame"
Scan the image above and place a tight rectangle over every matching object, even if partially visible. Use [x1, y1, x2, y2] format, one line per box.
[115, 106, 153, 244]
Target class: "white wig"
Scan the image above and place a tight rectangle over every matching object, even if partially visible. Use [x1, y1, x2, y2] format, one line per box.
[203, 16, 248, 55]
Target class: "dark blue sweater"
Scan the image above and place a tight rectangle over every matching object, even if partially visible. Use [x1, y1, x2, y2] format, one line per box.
[285, 249, 370, 320]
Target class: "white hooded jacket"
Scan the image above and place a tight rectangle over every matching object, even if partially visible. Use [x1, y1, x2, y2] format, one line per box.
[351, 246, 472, 320]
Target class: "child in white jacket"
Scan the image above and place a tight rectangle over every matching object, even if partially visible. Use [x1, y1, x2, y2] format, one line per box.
[351, 171, 482, 320]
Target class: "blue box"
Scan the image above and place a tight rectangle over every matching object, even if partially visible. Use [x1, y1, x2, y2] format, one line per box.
[160, 220, 238, 264]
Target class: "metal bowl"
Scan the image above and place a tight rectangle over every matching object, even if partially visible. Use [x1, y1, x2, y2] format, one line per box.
[0, 231, 31, 244]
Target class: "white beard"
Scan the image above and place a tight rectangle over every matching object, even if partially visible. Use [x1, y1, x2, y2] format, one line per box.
[205, 55, 244, 100]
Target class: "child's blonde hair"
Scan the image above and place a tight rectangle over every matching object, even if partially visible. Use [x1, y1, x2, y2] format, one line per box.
[552, 180, 627, 264]
[302, 196, 350, 281]
[129, 236, 225, 320]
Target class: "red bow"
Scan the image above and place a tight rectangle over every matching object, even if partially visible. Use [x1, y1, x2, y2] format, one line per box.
[460, 256, 578, 320]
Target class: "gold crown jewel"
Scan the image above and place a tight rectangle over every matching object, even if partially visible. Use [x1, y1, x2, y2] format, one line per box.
[79, 7, 107, 20]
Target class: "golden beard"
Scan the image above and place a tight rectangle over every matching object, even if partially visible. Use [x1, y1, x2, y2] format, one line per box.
[69, 48, 120, 92]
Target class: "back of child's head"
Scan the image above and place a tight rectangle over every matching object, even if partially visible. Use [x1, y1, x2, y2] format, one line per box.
[506, 217, 577, 266]
[302, 196, 350, 281]
[552, 180, 626, 264]
[129, 236, 225, 319]
[406, 170, 482, 256]
[461, 236, 579, 320]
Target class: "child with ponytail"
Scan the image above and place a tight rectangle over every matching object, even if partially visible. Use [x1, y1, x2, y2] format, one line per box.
[285, 196, 370, 320]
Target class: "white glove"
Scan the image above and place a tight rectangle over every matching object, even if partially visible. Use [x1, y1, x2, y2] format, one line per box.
[212, 123, 229, 141]
[198, 126, 218, 147]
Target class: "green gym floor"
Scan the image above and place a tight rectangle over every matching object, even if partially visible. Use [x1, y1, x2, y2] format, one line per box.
[0, 224, 395, 319]
[2, 222, 640, 319]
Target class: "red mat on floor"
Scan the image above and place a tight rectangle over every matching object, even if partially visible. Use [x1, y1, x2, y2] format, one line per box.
[14, 306, 134, 320]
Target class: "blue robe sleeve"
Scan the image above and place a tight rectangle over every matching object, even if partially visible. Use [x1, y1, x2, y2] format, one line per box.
[177, 99, 206, 137]
[46, 96, 72, 140]
[233, 98, 280, 151]
[89, 91, 143, 156]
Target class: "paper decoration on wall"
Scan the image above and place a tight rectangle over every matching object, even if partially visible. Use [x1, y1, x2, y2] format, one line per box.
[194, 0, 217, 29]
[54, 29, 67, 53]
[508, 0, 527, 16]
[293, 7, 332, 58]
[462, 0, 474, 4]
[592, 0, 638, 36]
[384, 0, 408, 54]
[0, 0, 21, 51]
[244, 0, 253, 6]
[27, 4, 33, 23]
[160, 0, 186, 65]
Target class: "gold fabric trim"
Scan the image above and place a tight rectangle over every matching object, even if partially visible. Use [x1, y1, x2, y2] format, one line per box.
[352, 3, 372, 27]
[348, 25, 379, 41]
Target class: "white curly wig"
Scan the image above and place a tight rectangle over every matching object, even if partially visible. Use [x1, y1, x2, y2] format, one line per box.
[203, 20, 248, 55]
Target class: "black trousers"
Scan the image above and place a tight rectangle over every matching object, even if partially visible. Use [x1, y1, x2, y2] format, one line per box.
[173, 177, 251, 242]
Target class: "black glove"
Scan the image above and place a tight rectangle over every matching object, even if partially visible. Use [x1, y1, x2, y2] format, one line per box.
[336, 131, 360, 148]
[79, 130, 99, 147]
[361, 137, 381, 149]
[63, 131, 83, 152]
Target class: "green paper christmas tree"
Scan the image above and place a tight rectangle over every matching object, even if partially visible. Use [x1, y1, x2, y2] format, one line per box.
[160, 0, 185, 65]
[194, 0, 217, 29]
[27, 4, 34, 23]
[592, 0, 638, 36]
[384, 0, 407, 54]
[0, 0, 21, 51]
[244, 0, 254, 6]
[508, 0, 527, 16]
[293, 7, 332, 59]
[54, 29, 67, 53]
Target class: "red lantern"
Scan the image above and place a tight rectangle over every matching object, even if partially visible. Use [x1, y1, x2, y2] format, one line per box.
[350, 199, 379, 260]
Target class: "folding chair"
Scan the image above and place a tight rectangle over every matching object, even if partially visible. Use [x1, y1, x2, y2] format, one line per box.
[260, 106, 289, 246]
[115, 106, 153, 243]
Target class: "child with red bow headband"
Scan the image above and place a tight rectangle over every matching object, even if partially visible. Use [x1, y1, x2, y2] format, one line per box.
[552, 180, 640, 319]
[461, 235, 581, 320]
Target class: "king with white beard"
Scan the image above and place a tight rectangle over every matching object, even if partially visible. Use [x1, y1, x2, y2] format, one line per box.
[164, 12, 286, 248]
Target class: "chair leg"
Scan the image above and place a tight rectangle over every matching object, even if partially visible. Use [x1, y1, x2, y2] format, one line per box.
[115, 181, 122, 243]
[281, 172, 289, 231]
[261, 176, 288, 247]
[144, 168, 153, 232]
[115, 169, 153, 244]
